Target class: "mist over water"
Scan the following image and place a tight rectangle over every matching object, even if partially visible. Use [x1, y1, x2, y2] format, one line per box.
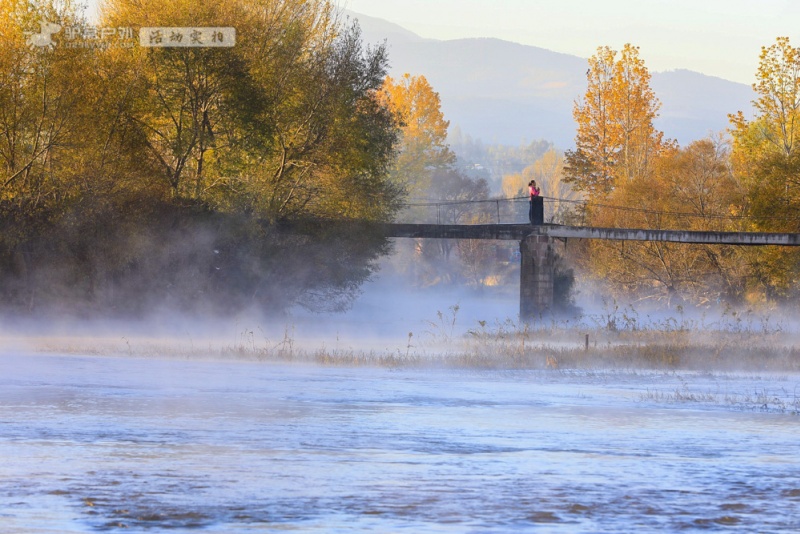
[290, 270, 520, 345]
[3, 267, 800, 532]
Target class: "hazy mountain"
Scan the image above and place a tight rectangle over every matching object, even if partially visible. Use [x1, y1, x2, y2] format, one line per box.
[650, 69, 753, 145]
[349, 11, 754, 148]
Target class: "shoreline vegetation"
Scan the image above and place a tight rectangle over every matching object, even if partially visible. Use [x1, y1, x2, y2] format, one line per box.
[6, 309, 799, 374]
[10, 330, 799, 374]
[5, 316, 800, 415]
[4, 0, 800, 327]
[0, 202, 392, 316]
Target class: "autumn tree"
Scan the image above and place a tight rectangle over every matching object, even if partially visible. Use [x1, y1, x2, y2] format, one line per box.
[564, 44, 668, 200]
[0, 0, 406, 315]
[0, 0, 99, 208]
[731, 37, 800, 228]
[229, 9, 402, 221]
[578, 138, 750, 305]
[732, 37, 800, 160]
[102, 0, 282, 203]
[379, 72, 480, 287]
[101, 0, 403, 221]
[379, 73, 455, 199]
[729, 36, 800, 301]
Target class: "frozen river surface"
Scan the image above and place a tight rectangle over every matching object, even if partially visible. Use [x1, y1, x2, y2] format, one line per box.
[1, 353, 799, 532]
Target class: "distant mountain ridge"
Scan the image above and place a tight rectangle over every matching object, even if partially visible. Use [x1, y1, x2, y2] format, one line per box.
[348, 11, 754, 148]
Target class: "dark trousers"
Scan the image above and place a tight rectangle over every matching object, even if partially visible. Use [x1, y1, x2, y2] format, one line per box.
[529, 196, 543, 225]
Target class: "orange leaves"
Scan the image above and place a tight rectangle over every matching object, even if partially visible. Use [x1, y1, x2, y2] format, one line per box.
[744, 36, 800, 157]
[566, 44, 667, 200]
[380, 74, 452, 162]
[379, 73, 454, 196]
[730, 37, 800, 233]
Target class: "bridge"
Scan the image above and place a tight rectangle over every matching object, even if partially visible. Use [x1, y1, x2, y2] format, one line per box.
[381, 223, 800, 246]
[281, 193, 800, 320]
[377, 221, 800, 321]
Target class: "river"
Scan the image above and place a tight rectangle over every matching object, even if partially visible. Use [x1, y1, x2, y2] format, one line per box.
[1, 351, 799, 532]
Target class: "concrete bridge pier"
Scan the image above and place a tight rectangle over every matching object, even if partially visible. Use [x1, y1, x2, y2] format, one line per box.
[520, 234, 555, 321]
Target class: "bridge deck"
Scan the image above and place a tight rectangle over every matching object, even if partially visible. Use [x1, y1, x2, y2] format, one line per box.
[381, 223, 800, 246]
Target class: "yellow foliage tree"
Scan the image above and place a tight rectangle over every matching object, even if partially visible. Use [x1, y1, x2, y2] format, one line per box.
[379, 73, 455, 198]
[500, 172, 523, 199]
[0, 0, 98, 207]
[730, 36, 800, 228]
[579, 138, 749, 305]
[729, 36, 800, 301]
[100, 0, 402, 221]
[732, 37, 800, 159]
[565, 44, 669, 200]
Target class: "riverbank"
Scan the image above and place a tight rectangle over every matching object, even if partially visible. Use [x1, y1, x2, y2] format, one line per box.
[4, 316, 799, 374]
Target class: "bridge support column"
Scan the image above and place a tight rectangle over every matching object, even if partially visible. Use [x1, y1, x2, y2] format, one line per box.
[520, 234, 554, 321]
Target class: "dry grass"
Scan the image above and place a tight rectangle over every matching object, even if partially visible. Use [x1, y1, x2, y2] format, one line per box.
[3, 302, 799, 372]
[4, 310, 800, 415]
[5, 318, 800, 374]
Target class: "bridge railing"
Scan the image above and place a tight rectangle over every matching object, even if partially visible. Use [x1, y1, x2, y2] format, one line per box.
[394, 195, 797, 233]
[395, 196, 579, 225]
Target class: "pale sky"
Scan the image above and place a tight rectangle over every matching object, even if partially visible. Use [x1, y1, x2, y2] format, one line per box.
[83, 0, 800, 85]
[342, 0, 800, 85]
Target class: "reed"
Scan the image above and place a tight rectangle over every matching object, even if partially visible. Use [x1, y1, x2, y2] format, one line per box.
[7, 306, 800, 373]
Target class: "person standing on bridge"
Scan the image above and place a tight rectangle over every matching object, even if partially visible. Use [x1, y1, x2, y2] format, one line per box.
[528, 180, 541, 224]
